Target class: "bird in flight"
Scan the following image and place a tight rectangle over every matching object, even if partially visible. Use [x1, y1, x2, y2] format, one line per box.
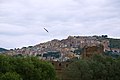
[44, 28, 49, 33]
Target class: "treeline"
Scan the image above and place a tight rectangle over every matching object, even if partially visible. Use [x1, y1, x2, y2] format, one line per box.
[0, 55, 56, 80]
[63, 54, 120, 80]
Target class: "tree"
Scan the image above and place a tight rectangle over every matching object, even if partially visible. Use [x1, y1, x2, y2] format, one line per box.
[12, 56, 56, 80]
[0, 72, 22, 80]
[63, 59, 92, 80]
[0, 55, 56, 80]
[0, 55, 14, 73]
[63, 54, 120, 80]
[102, 35, 108, 38]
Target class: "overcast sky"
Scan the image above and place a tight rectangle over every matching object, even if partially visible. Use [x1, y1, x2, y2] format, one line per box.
[0, 0, 120, 49]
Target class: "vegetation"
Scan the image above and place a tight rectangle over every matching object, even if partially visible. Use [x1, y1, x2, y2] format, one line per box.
[0, 54, 56, 80]
[0, 72, 22, 80]
[43, 51, 61, 58]
[93, 35, 120, 49]
[0, 48, 8, 53]
[104, 51, 120, 58]
[109, 38, 120, 48]
[63, 54, 120, 80]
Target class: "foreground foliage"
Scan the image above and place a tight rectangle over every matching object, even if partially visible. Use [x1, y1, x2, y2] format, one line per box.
[63, 54, 120, 80]
[0, 55, 56, 80]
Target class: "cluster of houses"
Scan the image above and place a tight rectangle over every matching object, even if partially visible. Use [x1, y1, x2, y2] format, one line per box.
[5, 36, 120, 61]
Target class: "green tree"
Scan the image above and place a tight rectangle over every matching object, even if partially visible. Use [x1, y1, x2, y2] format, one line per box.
[12, 57, 56, 80]
[0, 55, 56, 80]
[63, 54, 120, 80]
[63, 59, 92, 80]
[0, 72, 22, 80]
[0, 55, 14, 73]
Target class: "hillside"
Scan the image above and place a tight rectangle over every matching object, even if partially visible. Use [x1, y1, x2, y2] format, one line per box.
[0, 48, 8, 53]
[4, 35, 120, 61]
[94, 35, 120, 48]
[109, 38, 120, 48]
[4, 36, 108, 59]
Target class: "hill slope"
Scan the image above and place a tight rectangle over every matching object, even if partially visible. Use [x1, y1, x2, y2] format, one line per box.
[0, 48, 8, 53]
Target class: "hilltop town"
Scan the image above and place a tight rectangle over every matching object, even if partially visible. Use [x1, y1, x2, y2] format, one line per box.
[5, 35, 120, 61]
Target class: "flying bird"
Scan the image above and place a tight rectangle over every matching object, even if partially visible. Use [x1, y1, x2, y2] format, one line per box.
[44, 28, 49, 33]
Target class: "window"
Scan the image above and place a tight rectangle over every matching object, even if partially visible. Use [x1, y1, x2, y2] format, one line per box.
[59, 63, 61, 66]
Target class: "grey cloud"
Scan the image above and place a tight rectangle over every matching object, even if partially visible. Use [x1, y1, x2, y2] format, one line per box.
[0, 0, 120, 48]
